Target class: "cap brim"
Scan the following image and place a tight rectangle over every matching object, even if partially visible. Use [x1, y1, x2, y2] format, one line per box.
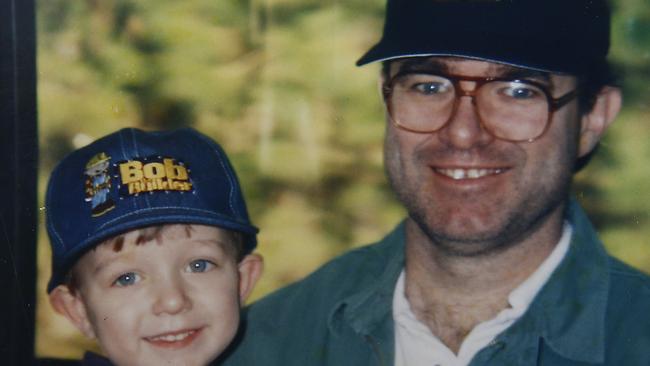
[47, 207, 258, 292]
[356, 41, 574, 74]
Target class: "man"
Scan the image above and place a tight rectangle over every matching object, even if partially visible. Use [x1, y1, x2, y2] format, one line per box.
[222, 1, 650, 365]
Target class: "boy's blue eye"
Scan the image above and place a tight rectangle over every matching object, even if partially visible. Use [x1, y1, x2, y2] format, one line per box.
[113, 272, 140, 287]
[187, 259, 215, 273]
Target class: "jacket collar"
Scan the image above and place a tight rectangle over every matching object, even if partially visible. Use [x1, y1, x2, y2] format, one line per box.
[511, 197, 609, 363]
[329, 198, 609, 364]
[329, 222, 405, 337]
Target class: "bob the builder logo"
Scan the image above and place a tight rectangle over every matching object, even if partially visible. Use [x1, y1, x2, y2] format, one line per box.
[84, 152, 116, 217]
[118, 156, 193, 195]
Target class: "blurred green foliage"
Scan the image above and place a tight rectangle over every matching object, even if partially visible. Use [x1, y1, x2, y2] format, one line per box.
[35, 0, 650, 359]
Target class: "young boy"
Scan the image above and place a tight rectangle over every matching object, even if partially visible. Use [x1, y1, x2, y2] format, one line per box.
[46, 127, 263, 366]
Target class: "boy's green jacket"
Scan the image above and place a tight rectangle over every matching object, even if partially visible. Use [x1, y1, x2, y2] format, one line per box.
[221, 198, 650, 365]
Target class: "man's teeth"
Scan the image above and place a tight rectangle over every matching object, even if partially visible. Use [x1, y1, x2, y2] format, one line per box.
[437, 168, 503, 180]
[149, 330, 195, 342]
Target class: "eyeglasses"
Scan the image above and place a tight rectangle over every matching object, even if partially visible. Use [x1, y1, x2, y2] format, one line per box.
[382, 71, 578, 142]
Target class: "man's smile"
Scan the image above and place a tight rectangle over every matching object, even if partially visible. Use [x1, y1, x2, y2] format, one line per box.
[433, 167, 507, 180]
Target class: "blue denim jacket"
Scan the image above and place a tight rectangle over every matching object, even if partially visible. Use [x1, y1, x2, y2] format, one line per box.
[222, 199, 650, 365]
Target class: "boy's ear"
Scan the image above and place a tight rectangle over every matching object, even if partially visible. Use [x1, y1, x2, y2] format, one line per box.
[237, 253, 264, 304]
[49, 285, 97, 339]
[578, 86, 622, 157]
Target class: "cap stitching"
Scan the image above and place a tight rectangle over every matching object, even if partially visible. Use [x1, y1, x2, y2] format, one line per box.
[95, 206, 247, 231]
[119, 129, 138, 211]
[191, 130, 239, 217]
[214, 147, 237, 216]
[46, 169, 66, 251]
[128, 129, 153, 209]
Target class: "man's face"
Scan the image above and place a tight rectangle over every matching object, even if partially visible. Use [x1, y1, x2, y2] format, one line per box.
[384, 57, 583, 256]
[73, 224, 244, 366]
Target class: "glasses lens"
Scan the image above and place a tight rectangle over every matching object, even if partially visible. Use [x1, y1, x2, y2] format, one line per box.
[476, 81, 549, 141]
[388, 74, 455, 132]
[386, 76, 552, 141]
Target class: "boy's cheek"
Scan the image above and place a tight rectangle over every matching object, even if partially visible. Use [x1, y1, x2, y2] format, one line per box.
[83, 297, 141, 347]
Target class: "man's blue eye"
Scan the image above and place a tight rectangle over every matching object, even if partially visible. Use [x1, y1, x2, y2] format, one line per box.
[414, 82, 449, 95]
[187, 259, 215, 273]
[113, 272, 139, 287]
[510, 88, 533, 98]
[502, 83, 541, 100]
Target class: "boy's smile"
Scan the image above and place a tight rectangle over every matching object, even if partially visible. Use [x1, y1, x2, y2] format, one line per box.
[57, 224, 260, 366]
[144, 328, 203, 347]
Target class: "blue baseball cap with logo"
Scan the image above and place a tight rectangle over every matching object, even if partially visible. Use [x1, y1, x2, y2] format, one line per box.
[46, 127, 258, 292]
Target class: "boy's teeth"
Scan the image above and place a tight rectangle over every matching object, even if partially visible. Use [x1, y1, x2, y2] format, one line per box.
[437, 168, 502, 180]
[149, 330, 194, 342]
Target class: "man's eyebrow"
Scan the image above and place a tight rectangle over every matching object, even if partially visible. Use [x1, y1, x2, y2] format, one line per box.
[493, 65, 551, 83]
[395, 58, 451, 75]
[395, 59, 551, 83]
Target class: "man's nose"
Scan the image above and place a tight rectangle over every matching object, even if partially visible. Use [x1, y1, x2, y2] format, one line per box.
[151, 277, 192, 316]
[437, 95, 493, 149]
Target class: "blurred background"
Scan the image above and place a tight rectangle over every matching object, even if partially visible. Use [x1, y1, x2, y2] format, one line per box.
[35, 0, 650, 359]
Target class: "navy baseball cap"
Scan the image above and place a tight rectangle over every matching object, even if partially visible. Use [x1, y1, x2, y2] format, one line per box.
[357, 0, 611, 74]
[46, 127, 258, 292]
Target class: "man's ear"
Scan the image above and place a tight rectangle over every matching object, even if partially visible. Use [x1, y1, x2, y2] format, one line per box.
[237, 253, 264, 304]
[49, 285, 96, 339]
[378, 75, 387, 100]
[377, 62, 394, 99]
[578, 86, 622, 157]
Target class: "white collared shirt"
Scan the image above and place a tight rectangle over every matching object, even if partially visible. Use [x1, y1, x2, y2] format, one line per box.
[393, 222, 573, 366]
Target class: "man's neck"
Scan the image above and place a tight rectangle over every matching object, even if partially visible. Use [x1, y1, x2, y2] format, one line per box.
[402, 210, 565, 354]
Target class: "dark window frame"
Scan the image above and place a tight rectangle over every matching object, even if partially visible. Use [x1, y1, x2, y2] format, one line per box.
[0, 0, 38, 364]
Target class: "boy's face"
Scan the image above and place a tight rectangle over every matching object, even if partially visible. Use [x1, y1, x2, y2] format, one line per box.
[50, 224, 262, 366]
